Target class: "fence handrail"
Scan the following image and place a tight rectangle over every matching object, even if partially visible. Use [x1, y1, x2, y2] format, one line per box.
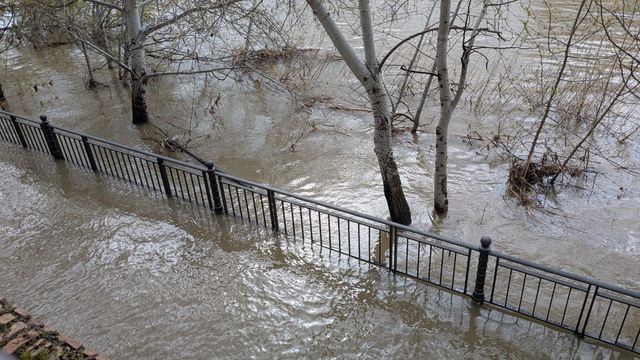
[492, 250, 640, 299]
[216, 171, 476, 249]
[0, 110, 37, 124]
[0, 110, 208, 173]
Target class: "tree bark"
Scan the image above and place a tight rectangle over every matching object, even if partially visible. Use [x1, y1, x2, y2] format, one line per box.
[0, 82, 7, 110]
[124, 0, 149, 124]
[306, 0, 411, 224]
[434, 0, 453, 215]
[412, 0, 464, 134]
[367, 81, 412, 224]
[359, 0, 411, 224]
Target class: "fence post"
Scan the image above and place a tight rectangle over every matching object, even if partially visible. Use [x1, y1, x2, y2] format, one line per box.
[574, 284, 592, 335]
[472, 235, 492, 304]
[39, 115, 63, 160]
[204, 161, 224, 214]
[81, 136, 98, 171]
[579, 285, 599, 337]
[10, 116, 27, 148]
[389, 226, 397, 272]
[157, 158, 172, 197]
[267, 189, 279, 232]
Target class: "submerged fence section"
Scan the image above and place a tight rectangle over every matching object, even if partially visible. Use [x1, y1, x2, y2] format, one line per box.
[0, 110, 638, 354]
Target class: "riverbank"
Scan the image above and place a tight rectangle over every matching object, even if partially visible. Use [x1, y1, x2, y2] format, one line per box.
[0, 294, 107, 360]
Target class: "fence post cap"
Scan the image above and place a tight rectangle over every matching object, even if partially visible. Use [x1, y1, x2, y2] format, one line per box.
[39, 115, 48, 123]
[203, 161, 214, 170]
[480, 235, 492, 249]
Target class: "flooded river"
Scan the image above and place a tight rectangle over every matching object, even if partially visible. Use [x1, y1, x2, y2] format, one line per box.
[0, 142, 634, 358]
[0, 0, 639, 357]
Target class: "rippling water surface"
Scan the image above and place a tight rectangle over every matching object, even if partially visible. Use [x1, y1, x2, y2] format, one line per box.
[0, 143, 636, 359]
[1, 0, 639, 356]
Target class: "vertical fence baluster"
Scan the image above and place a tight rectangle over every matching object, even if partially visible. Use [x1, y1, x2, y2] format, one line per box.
[357, 224, 360, 259]
[614, 305, 629, 344]
[290, 203, 295, 237]
[260, 194, 267, 227]
[346, 221, 350, 255]
[252, 193, 259, 224]
[81, 136, 97, 171]
[545, 283, 557, 322]
[451, 253, 457, 289]
[598, 299, 613, 339]
[394, 231, 399, 272]
[336, 218, 340, 252]
[532, 279, 542, 317]
[281, 200, 287, 234]
[243, 190, 251, 222]
[405, 238, 409, 273]
[505, 269, 513, 307]
[309, 208, 313, 243]
[235, 188, 243, 219]
[219, 179, 228, 214]
[389, 226, 397, 272]
[427, 245, 432, 282]
[267, 190, 279, 232]
[157, 158, 172, 197]
[319, 212, 323, 247]
[518, 274, 527, 312]
[574, 284, 591, 334]
[561, 288, 572, 326]
[439, 250, 444, 285]
[416, 242, 422, 277]
[300, 207, 305, 241]
[228, 185, 237, 217]
[463, 248, 472, 294]
[175, 169, 186, 200]
[10, 116, 27, 148]
[181, 172, 193, 203]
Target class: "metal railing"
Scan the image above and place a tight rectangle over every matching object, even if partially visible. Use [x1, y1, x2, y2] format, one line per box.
[0, 110, 638, 355]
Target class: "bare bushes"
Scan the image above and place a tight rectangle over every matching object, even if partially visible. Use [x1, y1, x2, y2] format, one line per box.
[508, 155, 585, 207]
[233, 47, 339, 66]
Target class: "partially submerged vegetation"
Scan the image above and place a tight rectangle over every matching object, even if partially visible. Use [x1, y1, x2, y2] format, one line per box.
[0, 0, 637, 219]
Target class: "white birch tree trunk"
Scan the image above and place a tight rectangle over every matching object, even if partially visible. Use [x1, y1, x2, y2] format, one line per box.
[124, 0, 149, 124]
[307, 0, 411, 224]
[433, 0, 487, 215]
[434, 0, 453, 214]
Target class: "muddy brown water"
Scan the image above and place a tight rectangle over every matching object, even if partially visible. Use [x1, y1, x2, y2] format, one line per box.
[1, 0, 639, 357]
[0, 143, 635, 359]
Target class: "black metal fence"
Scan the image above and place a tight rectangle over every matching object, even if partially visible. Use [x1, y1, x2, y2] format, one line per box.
[0, 110, 638, 355]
